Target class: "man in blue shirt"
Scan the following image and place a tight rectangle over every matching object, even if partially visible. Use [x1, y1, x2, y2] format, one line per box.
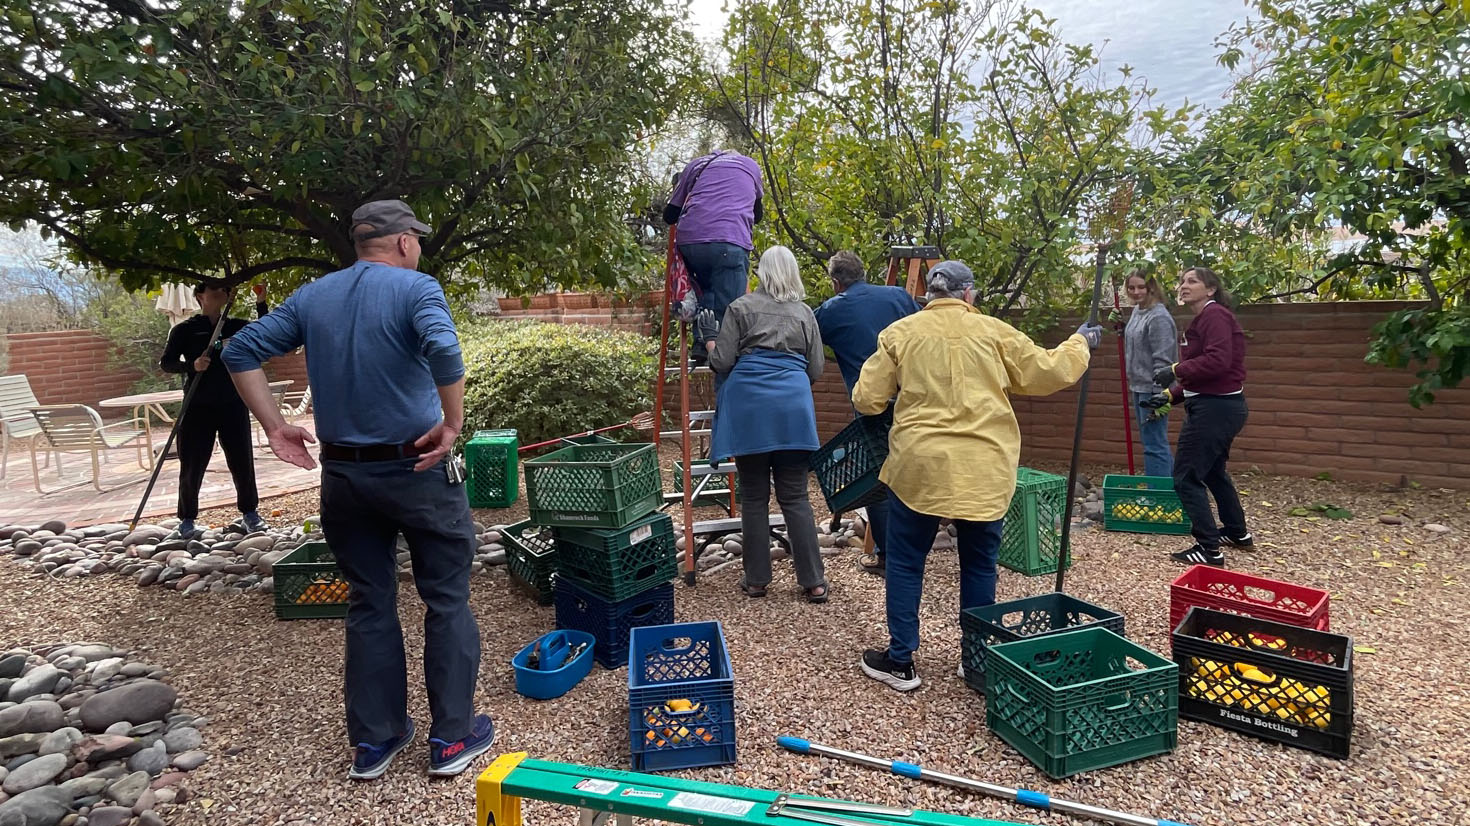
[813, 250, 921, 577]
[223, 200, 494, 782]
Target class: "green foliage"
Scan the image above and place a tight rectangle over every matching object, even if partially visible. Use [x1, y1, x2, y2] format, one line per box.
[1146, 0, 1470, 405]
[0, 0, 695, 293]
[459, 320, 655, 447]
[84, 291, 178, 394]
[703, 0, 1186, 329]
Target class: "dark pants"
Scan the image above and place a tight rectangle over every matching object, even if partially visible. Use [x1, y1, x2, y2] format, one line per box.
[678, 242, 750, 343]
[175, 401, 257, 520]
[734, 450, 825, 590]
[320, 458, 481, 745]
[1173, 395, 1249, 551]
[884, 490, 1002, 665]
[866, 499, 890, 557]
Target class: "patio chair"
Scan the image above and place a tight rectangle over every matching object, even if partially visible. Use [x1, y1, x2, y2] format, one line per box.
[27, 404, 151, 494]
[0, 374, 58, 480]
[253, 381, 304, 447]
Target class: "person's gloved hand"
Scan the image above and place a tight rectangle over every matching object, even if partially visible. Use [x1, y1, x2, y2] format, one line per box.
[694, 308, 719, 345]
[1076, 323, 1103, 349]
[1106, 308, 1122, 325]
[1140, 390, 1174, 421]
[1152, 363, 1177, 388]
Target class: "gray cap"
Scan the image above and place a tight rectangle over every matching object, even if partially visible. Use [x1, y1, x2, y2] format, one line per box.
[926, 260, 974, 293]
[350, 199, 431, 241]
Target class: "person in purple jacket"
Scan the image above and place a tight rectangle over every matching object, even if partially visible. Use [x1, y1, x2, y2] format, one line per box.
[663, 150, 765, 358]
[1142, 266, 1252, 567]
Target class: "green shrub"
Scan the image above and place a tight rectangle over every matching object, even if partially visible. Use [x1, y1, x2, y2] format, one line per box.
[460, 319, 655, 447]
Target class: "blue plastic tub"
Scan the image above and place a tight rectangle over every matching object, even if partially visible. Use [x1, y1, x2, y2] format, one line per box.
[511, 629, 596, 700]
[627, 621, 737, 772]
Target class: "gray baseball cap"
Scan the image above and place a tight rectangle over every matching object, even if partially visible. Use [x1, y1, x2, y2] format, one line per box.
[926, 260, 975, 291]
[350, 199, 432, 241]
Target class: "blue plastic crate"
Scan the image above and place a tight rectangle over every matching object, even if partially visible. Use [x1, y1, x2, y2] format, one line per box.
[554, 578, 675, 669]
[627, 621, 737, 772]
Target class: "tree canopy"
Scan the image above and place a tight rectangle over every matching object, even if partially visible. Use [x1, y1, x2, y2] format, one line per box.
[1145, 0, 1469, 405]
[0, 0, 695, 292]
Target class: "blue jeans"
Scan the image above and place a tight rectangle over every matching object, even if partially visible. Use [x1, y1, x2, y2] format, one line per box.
[1133, 391, 1174, 478]
[866, 499, 889, 557]
[883, 490, 1003, 665]
[678, 242, 750, 343]
[320, 457, 482, 745]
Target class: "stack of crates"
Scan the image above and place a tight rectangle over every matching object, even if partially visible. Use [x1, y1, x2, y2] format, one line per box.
[998, 467, 1068, 575]
[466, 429, 520, 509]
[524, 442, 674, 668]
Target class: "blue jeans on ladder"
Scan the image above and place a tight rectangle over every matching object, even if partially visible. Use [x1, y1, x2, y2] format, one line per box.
[883, 490, 1003, 665]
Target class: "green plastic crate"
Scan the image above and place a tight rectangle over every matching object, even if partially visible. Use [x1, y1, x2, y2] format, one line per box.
[524, 443, 663, 529]
[999, 467, 1069, 576]
[809, 408, 892, 513]
[503, 520, 557, 605]
[672, 459, 739, 507]
[960, 592, 1124, 692]
[985, 627, 1178, 778]
[466, 429, 519, 508]
[1102, 474, 1192, 535]
[553, 512, 678, 601]
[273, 541, 349, 620]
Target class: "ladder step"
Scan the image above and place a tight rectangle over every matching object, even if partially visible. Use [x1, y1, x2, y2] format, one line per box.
[660, 430, 711, 439]
[690, 514, 785, 535]
[663, 366, 713, 376]
[683, 463, 734, 477]
[688, 409, 714, 422]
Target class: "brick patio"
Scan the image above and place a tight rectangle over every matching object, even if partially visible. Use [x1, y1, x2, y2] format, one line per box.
[0, 416, 321, 528]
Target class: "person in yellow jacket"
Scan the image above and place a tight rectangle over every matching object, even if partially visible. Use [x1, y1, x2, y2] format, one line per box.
[852, 260, 1102, 691]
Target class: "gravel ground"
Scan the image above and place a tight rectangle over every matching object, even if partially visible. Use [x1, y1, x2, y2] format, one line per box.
[20, 465, 1470, 826]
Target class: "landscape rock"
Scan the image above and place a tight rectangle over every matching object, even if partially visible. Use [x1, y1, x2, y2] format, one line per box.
[159, 728, 199, 755]
[0, 785, 71, 826]
[86, 805, 133, 826]
[7, 669, 62, 704]
[78, 683, 175, 733]
[2, 754, 67, 795]
[0, 704, 63, 739]
[104, 772, 149, 808]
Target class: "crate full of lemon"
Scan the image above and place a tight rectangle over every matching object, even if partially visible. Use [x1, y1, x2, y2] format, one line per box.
[1101, 474, 1192, 535]
[1172, 607, 1353, 759]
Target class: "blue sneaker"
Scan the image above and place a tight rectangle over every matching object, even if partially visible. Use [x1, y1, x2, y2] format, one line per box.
[169, 520, 199, 541]
[241, 511, 268, 533]
[428, 714, 496, 777]
[348, 719, 415, 781]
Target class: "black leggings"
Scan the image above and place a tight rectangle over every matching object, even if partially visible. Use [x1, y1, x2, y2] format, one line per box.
[1173, 395, 1248, 550]
[176, 402, 258, 520]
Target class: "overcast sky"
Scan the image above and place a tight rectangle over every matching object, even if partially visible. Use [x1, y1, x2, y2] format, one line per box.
[686, 0, 1252, 115]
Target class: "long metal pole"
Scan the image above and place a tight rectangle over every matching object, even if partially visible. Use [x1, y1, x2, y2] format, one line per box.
[1054, 245, 1107, 594]
[777, 737, 1191, 826]
[128, 296, 236, 531]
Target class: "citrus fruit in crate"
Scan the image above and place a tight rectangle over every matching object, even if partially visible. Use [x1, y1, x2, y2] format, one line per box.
[296, 578, 349, 604]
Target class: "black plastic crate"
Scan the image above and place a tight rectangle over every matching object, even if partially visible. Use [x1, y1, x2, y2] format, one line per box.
[1173, 607, 1353, 758]
[960, 593, 1124, 692]
[809, 408, 892, 513]
[554, 578, 675, 669]
[503, 520, 557, 605]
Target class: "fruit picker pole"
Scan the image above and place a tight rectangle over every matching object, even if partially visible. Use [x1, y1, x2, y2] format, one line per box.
[128, 295, 237, 532]
[1056, 181, 1134, 594]
[777, 737, 1193, 826]
[1112, 280, 1137, 475]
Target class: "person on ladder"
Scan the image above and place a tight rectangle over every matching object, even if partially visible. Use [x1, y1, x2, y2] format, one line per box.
[158, 281, 270, 539]
[813, 250, 921, 578]
[851, 261, 1101, 691]
[663, 149, 764, 363]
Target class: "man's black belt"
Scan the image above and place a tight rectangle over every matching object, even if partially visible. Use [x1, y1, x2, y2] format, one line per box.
[320, 442, 427, 462]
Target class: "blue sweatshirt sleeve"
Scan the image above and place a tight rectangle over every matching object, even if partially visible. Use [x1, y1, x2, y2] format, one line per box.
[222, 296, 303, 373]
[411, 277, 465, 386]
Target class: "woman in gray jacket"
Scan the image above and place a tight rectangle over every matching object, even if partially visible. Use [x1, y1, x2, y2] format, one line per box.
[1123, 271, 1179, 477]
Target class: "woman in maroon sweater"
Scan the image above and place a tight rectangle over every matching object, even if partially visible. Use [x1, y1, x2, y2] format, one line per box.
[1142, 267, 1251, 566]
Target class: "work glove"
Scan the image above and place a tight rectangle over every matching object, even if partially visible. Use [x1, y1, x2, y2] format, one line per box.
[1106, 308, 1122, 325]
[1140, 390, 1175, 421]
[1152, 363, 1177, 388]
[1076, 323, 1103, 349]
[694, 308, 720, 344]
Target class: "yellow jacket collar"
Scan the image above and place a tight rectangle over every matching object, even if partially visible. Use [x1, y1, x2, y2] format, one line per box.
[921, 297, 979, 314]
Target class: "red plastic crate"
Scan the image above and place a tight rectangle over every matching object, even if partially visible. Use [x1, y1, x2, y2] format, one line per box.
[1169, 566, 1329, 634]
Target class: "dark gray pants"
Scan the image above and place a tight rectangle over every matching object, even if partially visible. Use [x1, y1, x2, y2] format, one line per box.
[320, 457, 481, 745]
[1173, 395, 1249, 551]
[735, 450, 825, 590]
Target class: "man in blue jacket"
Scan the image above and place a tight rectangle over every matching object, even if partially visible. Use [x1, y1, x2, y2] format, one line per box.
[223, 200, 493, 782]
[813, 251, 921, 577]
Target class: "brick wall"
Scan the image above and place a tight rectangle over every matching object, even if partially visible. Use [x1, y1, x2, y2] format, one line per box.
[1008, 301, 1470, 489]
[4, 330, 308, 414]
[496, 292, 660, 336]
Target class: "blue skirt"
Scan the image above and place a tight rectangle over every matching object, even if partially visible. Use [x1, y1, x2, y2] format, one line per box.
[710, 349, 819, 461]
